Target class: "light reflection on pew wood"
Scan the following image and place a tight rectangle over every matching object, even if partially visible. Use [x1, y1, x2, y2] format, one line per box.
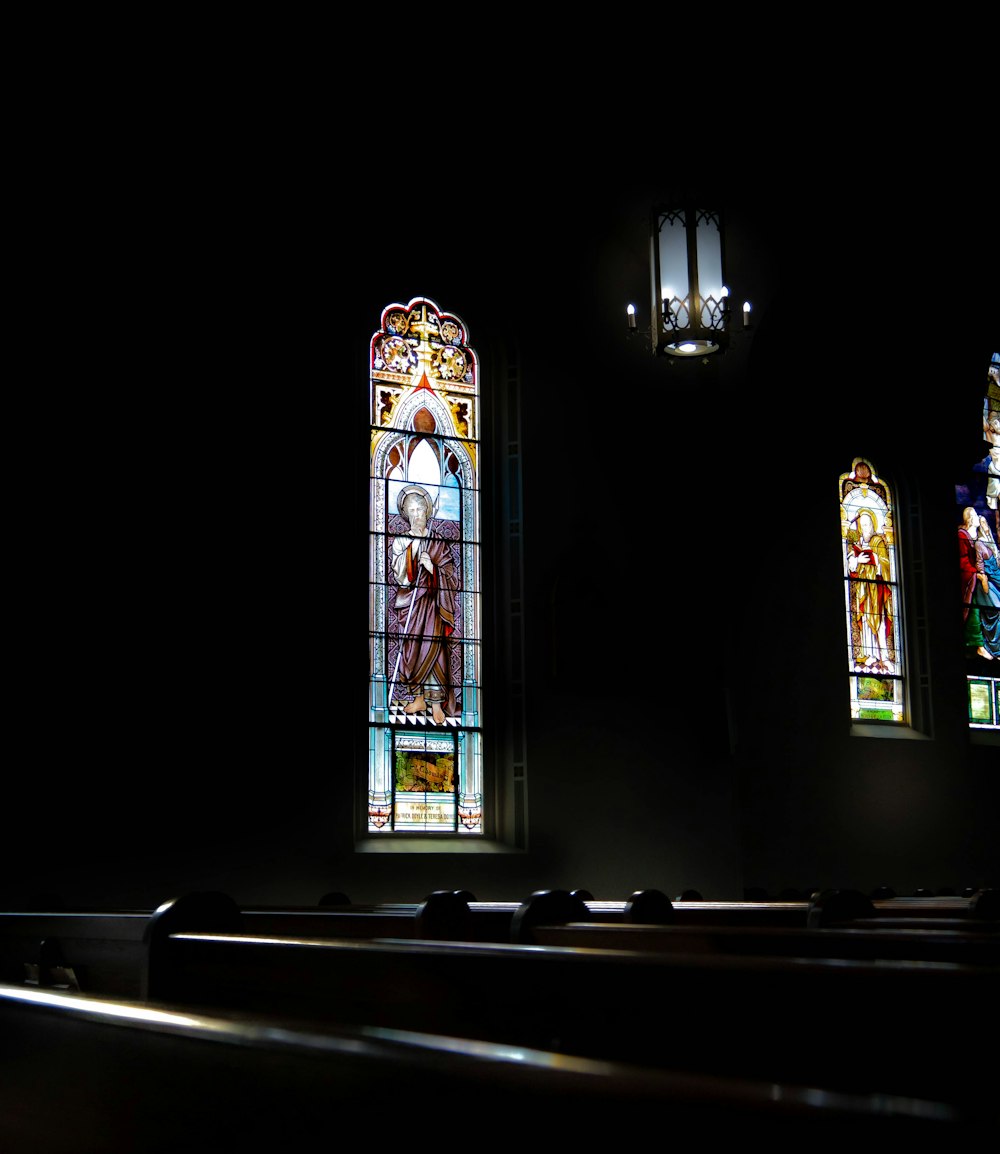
[0, 983, 976, 1148]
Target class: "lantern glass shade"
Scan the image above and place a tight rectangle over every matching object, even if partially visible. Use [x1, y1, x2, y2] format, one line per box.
[695, 213, 724, 322]
[658, 212, 690, 320]
[654, 204, 728, 357]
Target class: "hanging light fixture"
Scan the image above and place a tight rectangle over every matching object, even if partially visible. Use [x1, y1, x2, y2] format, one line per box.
[650, 200, 732, 357]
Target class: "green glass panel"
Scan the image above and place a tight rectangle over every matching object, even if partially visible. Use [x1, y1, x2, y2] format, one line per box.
[968, 678, 994, 723]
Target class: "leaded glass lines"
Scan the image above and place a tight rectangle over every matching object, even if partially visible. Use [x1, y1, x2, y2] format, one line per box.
[840, 458, 906, 724]
[368, 298, 484, 832]
[957, 352, 1000, 730]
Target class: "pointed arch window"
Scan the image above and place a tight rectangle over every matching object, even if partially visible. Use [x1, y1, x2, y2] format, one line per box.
[367, 298, 484, 834]
[840, 457, 906, 724]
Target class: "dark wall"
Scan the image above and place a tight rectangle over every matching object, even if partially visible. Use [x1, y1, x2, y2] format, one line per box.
[6, 145, 997, 910]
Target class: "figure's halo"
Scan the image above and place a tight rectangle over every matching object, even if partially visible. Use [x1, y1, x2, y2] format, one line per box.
[397, 484, 435, 516]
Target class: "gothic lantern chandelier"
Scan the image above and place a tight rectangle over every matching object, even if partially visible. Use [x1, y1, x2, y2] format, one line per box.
[647, 200, 747, 357]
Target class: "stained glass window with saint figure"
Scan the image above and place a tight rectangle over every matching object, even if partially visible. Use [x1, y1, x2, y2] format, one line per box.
[840, 457, 906, 723]
[368, 298, 483, 833]
[956, 352, 1000, 730]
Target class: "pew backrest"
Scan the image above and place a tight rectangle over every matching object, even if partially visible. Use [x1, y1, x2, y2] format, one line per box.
[147, 925, 997, 1113]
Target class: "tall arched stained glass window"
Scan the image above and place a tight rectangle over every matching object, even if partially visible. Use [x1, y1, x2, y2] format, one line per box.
[368, 298, 483, 833]
[956, 352, 1000, 732]
[840, 458, 906, 723]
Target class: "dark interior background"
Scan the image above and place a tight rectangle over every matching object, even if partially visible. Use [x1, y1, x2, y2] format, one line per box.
[7, 109, 998, 910]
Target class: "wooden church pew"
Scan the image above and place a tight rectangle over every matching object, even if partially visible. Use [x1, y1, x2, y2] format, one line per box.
[0, 887, 819, 994]
[1, 983, 972, 1147]
[558, 888, 995, 933]
[142, 917, 996, 1117]
[242, 891, 518, 942]
[522, 921, 1000, 966]
[222, 888, 995, 933]
[3, 888, 991, 1005]
[190, 890, 812, 948]
[4, 894, 993, 1124]
[505, 889, 811, 940]
[246, 890, 816, 937]
[808, 888, 997, 930]
[0, 910, 151, 997]
[513, 889, 999, 961]
[513, 885, 999, 948]
[0, 892, 507, 1000]
[871, 895, 984, 917]
[655, 899, 811, 927]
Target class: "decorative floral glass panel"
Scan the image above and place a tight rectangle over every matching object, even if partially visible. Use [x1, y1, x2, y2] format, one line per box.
[368, 299, 483, 832]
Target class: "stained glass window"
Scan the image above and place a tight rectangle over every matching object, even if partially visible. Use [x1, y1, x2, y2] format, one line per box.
[840, 458, 906, 723]
[368, 298, 483, 833]
[956, 352, 1000, 731]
